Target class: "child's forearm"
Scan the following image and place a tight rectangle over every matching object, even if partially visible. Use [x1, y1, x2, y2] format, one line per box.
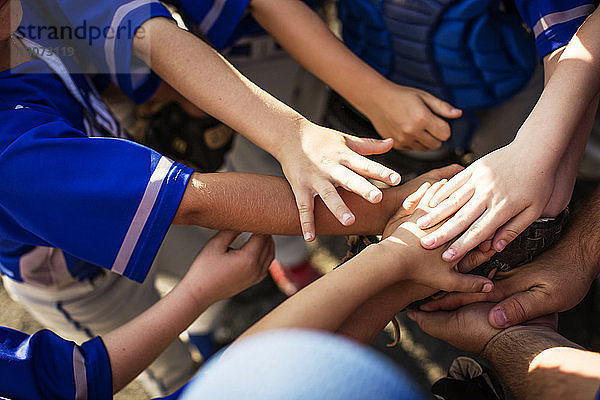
[240, 245, 407, 339]
[513, 9, 600, 167]
[335, 282, 434, 344]
[172, 172, 401, 235]
[102, 279, 213, 392]
[248, 0, 387, 115]
[133, 17, 307, 159]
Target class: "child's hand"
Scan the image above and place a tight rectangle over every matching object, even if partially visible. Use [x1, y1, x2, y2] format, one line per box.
[183, 231, 274, 306]
[375, 180, 493, 293]
[275, 122, 401, 241]
[362, 84, 462, 151]
[415, 144, 558, 263]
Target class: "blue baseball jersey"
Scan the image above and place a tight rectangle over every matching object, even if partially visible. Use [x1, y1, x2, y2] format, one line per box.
[514, 0, 595, 58]
[18, 0, 175, 104]
[172, 0, 317, 51]
[0, 35, 193, 286]
[0, 327, 111, 400]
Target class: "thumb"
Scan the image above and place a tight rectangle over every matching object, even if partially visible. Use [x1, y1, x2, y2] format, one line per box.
[345, 135, 394, 156]
[209, 231, 241, 251]
[488, 290, 551, 329]
[420, 93, 462, 119]
[436, 271, 494, 294]
[407, 309, 454, 338]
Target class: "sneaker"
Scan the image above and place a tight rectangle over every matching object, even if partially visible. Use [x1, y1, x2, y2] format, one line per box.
[269, 259, 322, 296]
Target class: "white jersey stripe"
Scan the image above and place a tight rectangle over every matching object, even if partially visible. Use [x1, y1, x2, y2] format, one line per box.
[532, 4, 594, 38]
[105, 0, 158, 82]
[72, 347, 88, 400]
[199, 0, 228, 35]
[111, 156, 173, 275]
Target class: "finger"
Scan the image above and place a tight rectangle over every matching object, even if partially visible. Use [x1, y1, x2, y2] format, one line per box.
[406, 309, 454, 339]
[488, 289, 555, 329]
[478, 240, 493, 253]
[258, 236, 276, 272]
[415, 129, 444, 149]
[417, 184, 475, 229]
[419, 92, 462, 119]
[457, 247, 496, 272]
[210, 231, 242, 250]
[434, 271, 494, 294]
[344, 135, 394, 156]
[419, 199, 486, 251]
[424, 117, 451, 143]
[240, 233, 270, 257]
[343, 153, 401, 186]
[293, 188, 316, 242]
[443, 208, 513, 262]
[424, 164, 465, 181]
[402, 182, 432, 213]
[429, 169, 471, 207]
[491, 208, 540, 252]
[419, 291, 500, 312]
[330, 164, 384, 204]
[315, 181, 355, 226]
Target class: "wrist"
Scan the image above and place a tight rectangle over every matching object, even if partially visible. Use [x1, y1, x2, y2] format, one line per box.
[269, 116, 313, 163]
[345, 74, 391, 119]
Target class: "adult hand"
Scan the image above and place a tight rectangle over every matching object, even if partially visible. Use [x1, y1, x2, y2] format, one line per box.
[184, 231, 274, 306]
[407, 302, 557, 355]
[276, 122, 401, 241]
[363, 84, 462, 151]
[416, 143, 557, 262]
[419, 246, 597, 329]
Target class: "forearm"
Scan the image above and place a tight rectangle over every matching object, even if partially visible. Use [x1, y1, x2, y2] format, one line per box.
[484, 326, 598, 400]
[336, 282, 434, 344]
[133, 17, 308, 159]
[240, 245, 403, 339]
[248, 0, 387, 115]
[173, 172, 398, 235]
[514, 10, 600, 165]
[103, 280, 213, 392]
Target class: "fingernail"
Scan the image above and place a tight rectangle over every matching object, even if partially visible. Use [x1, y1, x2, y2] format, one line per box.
[450, 108, 461, 115]
[496, 240, 507, 252]
[342, 213, 354, 226]
[383, 138, 393, 143]
[421, 236, 435, 247]
[429, 200, 438, 207]
[442, 248, 457, 261]
[482, 283, 493, 293]
[419, 303, 434, 312]
[406, 310, 416, 320]
[368, 189, 382, 203]
[417, 217, 430, 228]
[493, 308, 508, 327]
[304, 232, 314, 241]
[390, 172, 401, 185]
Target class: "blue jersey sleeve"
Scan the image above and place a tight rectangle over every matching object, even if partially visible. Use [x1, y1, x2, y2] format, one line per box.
[175, 0, 251, 50]
[20, 0, 174, 103]
[0, 327, 112, 400]
[0, 107, 193, 283]
[514, 0, 595, 58]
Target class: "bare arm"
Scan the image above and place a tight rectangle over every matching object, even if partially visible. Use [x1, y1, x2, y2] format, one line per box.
[248, 0, 462, 150]
[102, 231, 274, 392]
[172, 166, 462, 236]
[484, 326, 600, 400]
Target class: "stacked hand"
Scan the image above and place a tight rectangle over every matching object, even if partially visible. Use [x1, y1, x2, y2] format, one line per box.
[276, 121, 401, 241]
[373, 179, 494, 294]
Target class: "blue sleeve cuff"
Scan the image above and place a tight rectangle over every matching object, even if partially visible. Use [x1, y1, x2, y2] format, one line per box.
[121, 160, 194, 283]
[534, 17, 591, 58]
[81, 337, 113, 400]
[107, 2, 173, 103]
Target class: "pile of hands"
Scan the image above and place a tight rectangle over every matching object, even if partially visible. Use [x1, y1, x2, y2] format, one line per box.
[371, 164, 594, 360]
